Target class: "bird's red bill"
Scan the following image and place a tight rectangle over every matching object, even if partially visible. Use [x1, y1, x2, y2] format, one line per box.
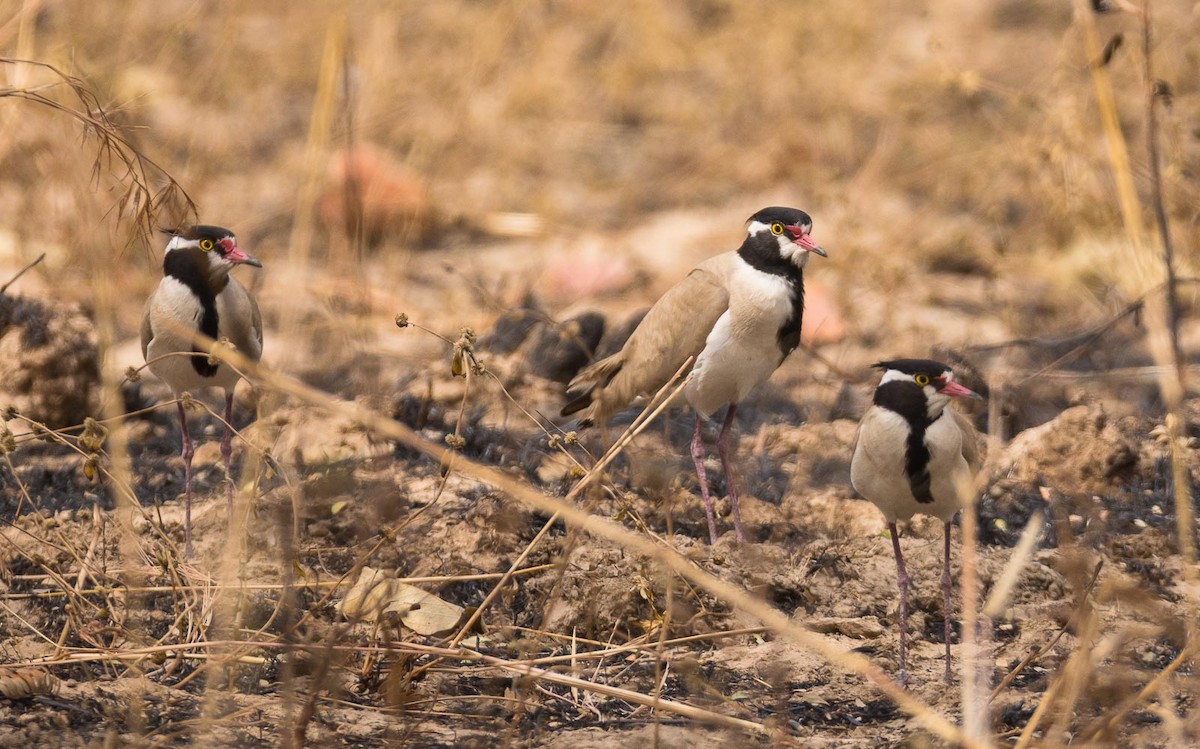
[938, 380, 977, 399]
[786, 225, 827, 256]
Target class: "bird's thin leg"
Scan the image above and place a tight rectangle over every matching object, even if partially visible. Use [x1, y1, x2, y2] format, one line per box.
[942, 520, 954, 684]
[717, 403, 745, 543]
[690, 415, 719, 544]
[177, 401, 195, 557]
[888, 522, 910, 686]
[221, 391, 235, 518]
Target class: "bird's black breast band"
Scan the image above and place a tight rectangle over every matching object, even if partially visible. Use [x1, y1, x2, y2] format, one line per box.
[163, 250, 221, 378]
[874, 381, 936, 504]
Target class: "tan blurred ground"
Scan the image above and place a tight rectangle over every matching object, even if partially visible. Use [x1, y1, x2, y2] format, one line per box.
[2, 2, 1200, 746]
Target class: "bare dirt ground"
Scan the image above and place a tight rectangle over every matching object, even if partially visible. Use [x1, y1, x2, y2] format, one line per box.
[2, 1, 1200, 746]
[2, 217, 1199, 746]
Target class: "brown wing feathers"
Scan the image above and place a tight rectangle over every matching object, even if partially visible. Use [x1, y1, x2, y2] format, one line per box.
[559, 254, 735, 427]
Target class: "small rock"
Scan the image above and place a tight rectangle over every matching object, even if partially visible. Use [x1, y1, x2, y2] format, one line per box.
[800, 280, 846, 345]
[524, 312, 605, 383]
[807, 616, 886, 639]
[482, 307, 542, 355]
[317, 144, 434, 247]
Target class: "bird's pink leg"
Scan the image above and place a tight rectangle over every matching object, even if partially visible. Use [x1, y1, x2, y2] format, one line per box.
[942, 521, 954, 684]
[716, 404, 745, 543]
[690, 415, 719, 544]
[177, 401, 195, 557]
[221, 391, 235, 517]
[889, 522, 910, 686]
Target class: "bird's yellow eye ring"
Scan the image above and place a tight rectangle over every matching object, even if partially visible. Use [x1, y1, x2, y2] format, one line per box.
[770, 222, 784, 236]
[199, 239, 215, 251]
[914, 373, 931, 386]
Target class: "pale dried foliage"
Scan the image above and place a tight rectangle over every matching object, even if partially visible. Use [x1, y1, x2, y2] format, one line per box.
[0, 1, 1199, 747]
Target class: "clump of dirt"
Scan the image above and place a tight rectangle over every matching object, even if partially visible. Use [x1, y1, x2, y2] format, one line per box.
[1000, 405, 1143, 495]
[0, 293, 99, 429]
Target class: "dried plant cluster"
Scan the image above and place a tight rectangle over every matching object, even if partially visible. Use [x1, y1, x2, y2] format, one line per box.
[0, 1, 1199, 747]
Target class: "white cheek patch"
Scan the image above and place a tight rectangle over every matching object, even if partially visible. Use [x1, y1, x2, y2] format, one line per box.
[206, 249, 232, 271]
[165, 235, 194, 252]
[745, 219, 772, 236]
[879, 369, 913, 386]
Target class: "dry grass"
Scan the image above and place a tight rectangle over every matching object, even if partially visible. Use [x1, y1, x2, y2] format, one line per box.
[1, 1, 1200, 746]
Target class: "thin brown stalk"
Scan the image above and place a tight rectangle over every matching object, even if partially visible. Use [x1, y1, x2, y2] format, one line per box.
[0, 58, 195, 233]
[196, 343, 977, 746]
[0, 252, 44, 294]
[1073, 0, 1195, 579]
[958, 473, 988, 743]
[991, 560, 1103, 702]
[443, 358, 693, 651]
[1077, 635, 1200, 743]
[473, 649, 774, 738]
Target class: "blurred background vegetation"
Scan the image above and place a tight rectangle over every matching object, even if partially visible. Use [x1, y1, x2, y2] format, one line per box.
[2, 1, 1196, 315]
[2, 3, 1200, 745]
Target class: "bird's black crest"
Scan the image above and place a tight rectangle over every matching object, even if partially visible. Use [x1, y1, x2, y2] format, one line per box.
[160, 225, 235, 241]
[872, 359, 951, 379]
[746, 206, 813, 229]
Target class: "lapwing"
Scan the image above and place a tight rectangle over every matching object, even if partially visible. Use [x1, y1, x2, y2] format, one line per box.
[562, 207, 827, 544]
[850, 358, 981, 684]
[141, 225, 263, 556]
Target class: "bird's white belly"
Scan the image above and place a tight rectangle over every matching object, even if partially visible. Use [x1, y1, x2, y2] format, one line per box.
[145, 278, 244, 394]
[685, 267, 793, 416]
[851, 408, 968, 523]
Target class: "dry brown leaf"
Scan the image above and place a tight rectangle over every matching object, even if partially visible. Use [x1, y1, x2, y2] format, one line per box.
[0, 668, 59, 699]
[339, 567, 465, 636]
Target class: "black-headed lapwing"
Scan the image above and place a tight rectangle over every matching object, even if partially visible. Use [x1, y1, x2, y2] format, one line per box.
[141, 225, 263, 555]
[562, 207, 827, 544]
[850, 358, 981, 684]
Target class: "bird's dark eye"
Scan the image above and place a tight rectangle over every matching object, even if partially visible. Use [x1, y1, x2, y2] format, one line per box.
[914, 373, 931, 386]
[770, 222, 784, 236]
[199, 239, 215, 251]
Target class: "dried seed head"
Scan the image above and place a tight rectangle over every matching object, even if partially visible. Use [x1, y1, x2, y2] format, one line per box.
[124, 366, 142, 383]
[208, 336, 237, 366]
[395, 313, 410, 328]
[0, 426, 16, 455]
[83, 454, 101, 481]
[80, 417, 108, 453]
